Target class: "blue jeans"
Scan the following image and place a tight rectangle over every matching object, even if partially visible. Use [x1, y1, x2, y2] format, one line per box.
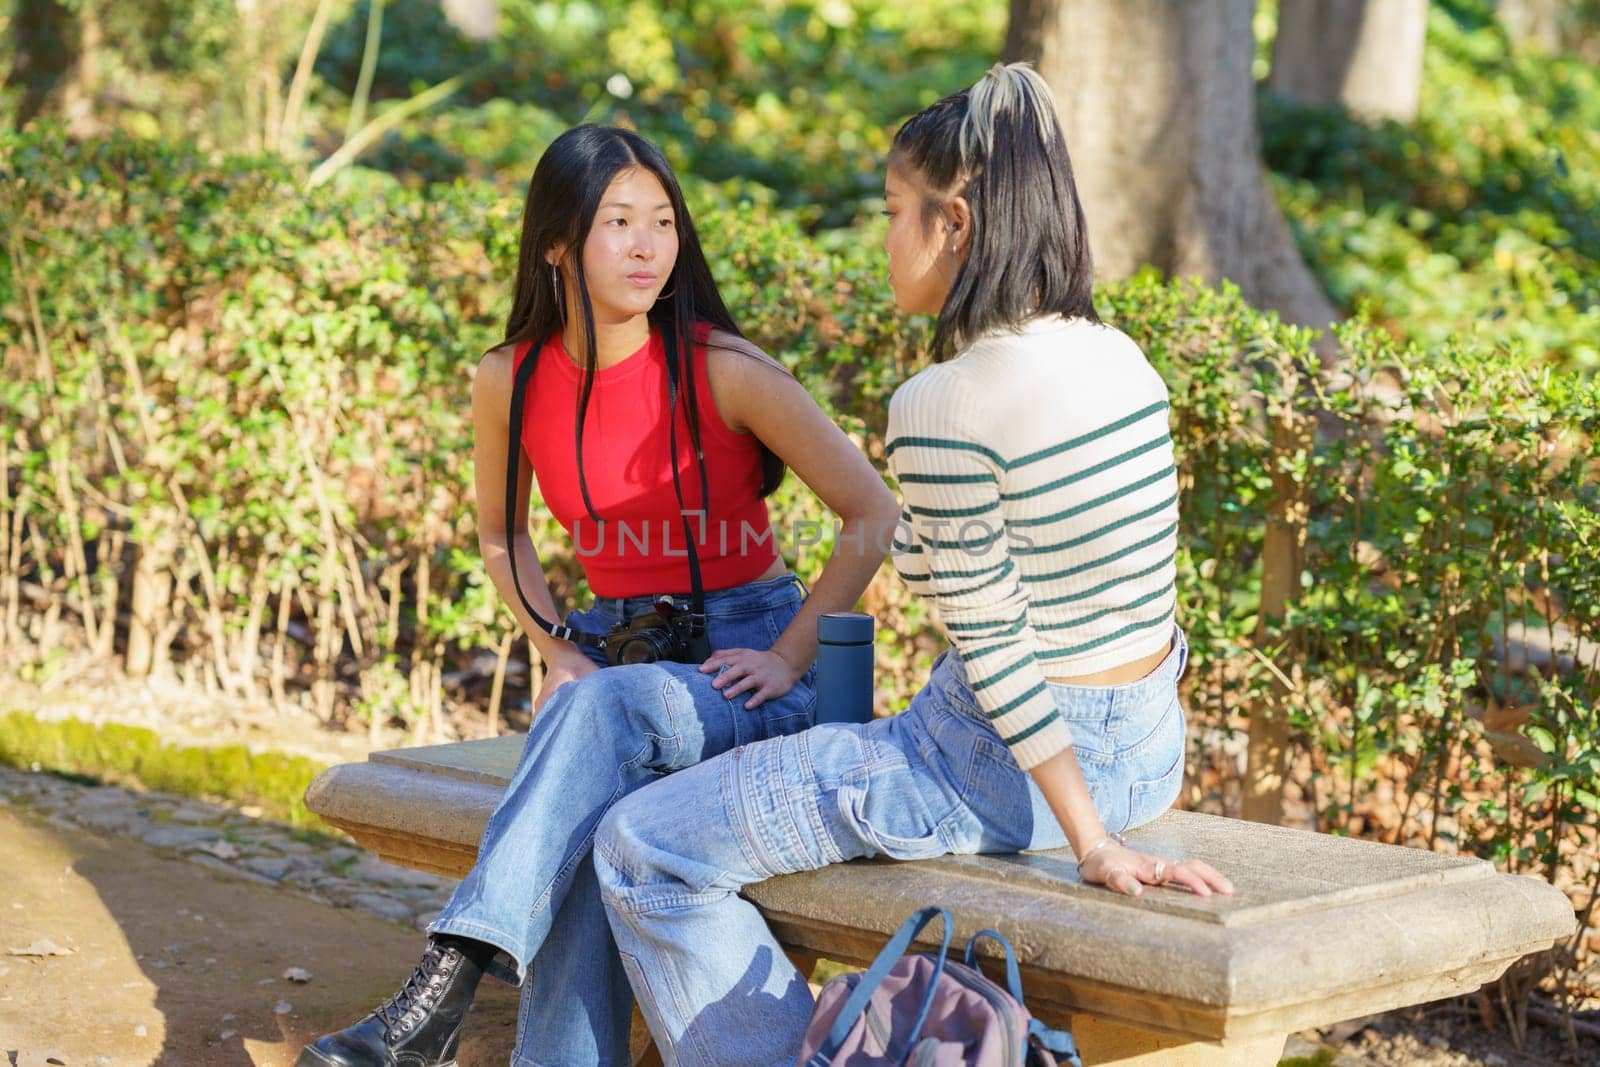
[428, 573, 816, 1067]
[593, 628, 1189, 1067]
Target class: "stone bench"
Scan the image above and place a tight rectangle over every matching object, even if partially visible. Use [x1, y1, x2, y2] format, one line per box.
[305, 736, 1576, 1066]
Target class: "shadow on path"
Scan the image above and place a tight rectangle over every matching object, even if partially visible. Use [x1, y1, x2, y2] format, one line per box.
[0, 797, 519, 1065]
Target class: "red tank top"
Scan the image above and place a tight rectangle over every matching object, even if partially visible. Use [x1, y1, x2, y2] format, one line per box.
[512, 325, 779, 598]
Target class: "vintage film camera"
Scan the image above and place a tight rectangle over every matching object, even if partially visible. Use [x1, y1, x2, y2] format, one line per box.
[604, 597, 713, 667]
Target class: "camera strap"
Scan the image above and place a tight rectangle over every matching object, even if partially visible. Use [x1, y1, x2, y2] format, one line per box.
[662, 326, 709, 634]
[502, 327, 711, 649]
[504, 344, 607, 650]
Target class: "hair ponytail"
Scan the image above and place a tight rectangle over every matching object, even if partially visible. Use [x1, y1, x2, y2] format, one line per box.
[891, 61, 1098, 359]
[958, 63, 1061, 174]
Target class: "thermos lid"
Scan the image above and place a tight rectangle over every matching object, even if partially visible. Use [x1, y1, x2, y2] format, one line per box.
[818, 611, 875, 644]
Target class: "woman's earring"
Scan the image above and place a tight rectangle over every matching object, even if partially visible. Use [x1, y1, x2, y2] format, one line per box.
[550, 263, 566, 321]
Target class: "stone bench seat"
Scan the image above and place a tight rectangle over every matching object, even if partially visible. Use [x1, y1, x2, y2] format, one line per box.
[305, 736, 1576, 1065]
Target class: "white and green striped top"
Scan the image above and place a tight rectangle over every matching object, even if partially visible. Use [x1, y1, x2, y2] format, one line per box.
[887, 315, 1179, 770]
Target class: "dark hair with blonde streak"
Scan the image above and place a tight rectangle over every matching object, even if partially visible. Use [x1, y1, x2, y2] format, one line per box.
[889, 63, 1099, 360]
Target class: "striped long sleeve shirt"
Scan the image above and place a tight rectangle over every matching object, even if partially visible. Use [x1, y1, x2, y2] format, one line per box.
[886, 315, 1179, 770]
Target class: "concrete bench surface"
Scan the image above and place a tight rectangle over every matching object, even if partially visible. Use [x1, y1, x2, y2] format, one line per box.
[305, 736, 1575, 1066]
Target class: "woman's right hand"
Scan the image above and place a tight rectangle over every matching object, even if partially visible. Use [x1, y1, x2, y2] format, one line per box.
[533, 652, 601, 715]
[1077, 839, 1234, 898]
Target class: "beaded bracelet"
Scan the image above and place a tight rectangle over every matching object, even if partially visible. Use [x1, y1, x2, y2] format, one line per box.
[1075, 831, 1127, 874]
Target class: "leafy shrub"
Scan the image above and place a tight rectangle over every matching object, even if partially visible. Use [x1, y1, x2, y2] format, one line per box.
[1262, 0, 1600, 371]
[309, 0, 1001, 222]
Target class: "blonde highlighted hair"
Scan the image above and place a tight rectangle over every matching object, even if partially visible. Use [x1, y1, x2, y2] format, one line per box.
[889, 62, 1098, 358]
[959, 63, 1062, 175]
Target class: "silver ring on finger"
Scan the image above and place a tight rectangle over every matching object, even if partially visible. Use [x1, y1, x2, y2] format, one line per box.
[1152, 860, 1166, 884]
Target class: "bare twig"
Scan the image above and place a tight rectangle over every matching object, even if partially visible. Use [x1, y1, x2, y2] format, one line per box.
[486, 630, 512, 739]
[345, 0, 386, 141]
[308, 68, 479, 188]
[280, 0, 337, 154]
[1526, 1001, 1600, 1042]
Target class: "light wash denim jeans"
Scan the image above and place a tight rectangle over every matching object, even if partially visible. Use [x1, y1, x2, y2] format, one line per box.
[428, 573, 816, 1067]
[593, 627, 1189, 1067]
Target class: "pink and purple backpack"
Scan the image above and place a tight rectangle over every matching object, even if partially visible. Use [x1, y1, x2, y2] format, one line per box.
[797, 906, 1081, 1066]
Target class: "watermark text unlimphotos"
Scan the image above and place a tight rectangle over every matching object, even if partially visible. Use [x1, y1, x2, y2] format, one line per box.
[570, 512, 1034, 560]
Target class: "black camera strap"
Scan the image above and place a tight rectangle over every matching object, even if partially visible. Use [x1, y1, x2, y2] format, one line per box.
[663, 326, 709, 634]
[501, 328, 711, 650]
[504, 344, 606, 649]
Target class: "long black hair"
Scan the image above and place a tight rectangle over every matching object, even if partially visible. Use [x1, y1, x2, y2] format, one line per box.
[500, 125, 785, 515]
[890, 63, 1099, 360]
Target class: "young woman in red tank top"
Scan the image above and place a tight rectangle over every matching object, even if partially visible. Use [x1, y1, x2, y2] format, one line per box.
[299, 126, 898, 1067]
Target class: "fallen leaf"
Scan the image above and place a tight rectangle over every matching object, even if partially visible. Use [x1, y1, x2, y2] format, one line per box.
[14, 1051, 68, 1067]
[7, 939, 75, 957]
[283, 966, 313, 983]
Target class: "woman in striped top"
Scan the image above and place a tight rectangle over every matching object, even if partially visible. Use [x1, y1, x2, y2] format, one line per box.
[590, 64, 1233, 1064]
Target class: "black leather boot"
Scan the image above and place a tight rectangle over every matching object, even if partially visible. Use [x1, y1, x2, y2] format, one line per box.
[296, 938, 485, 1066]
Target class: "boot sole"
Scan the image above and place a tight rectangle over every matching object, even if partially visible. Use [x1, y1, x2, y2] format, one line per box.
[296, 1050, 456, 1067]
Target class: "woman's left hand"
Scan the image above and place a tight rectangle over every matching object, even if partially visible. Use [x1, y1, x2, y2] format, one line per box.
[700, 647, 802, 709]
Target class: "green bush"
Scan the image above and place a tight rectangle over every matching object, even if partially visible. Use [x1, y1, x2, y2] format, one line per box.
[306, 0, 1001, 222]
[1262, 0, 1600, 372]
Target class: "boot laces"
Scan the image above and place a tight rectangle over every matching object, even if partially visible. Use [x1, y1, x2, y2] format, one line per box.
[375, 942, 456, 1037]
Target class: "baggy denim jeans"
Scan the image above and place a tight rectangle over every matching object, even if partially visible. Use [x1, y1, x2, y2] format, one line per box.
[428, 573, 816, 1067]
[594, 627, 1189, 1067]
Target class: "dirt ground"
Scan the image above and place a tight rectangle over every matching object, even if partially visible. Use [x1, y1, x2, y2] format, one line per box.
[0, 804, 521, 1066]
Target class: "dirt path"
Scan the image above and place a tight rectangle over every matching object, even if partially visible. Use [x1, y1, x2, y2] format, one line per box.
[0, 804, 520, 1065]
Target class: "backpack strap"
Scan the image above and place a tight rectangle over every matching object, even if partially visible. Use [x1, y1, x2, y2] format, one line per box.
[964, 929, 1081, 1067]
[962, 929, 1024, 1002]
[1028, 1018, 1080, 1065]
[806, 905, 954, 1067]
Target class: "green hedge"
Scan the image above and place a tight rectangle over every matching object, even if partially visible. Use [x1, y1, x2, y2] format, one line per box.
[2, 128, 1596, 896]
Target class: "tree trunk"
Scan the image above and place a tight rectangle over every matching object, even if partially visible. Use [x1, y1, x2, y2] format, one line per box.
[1497, 0, 1566, 52]
[1270, 0, 1428, 123]
[5, 0, 101, 134]
[1243, 412, 1312, 825]
[1004, 0, 1337, 329]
